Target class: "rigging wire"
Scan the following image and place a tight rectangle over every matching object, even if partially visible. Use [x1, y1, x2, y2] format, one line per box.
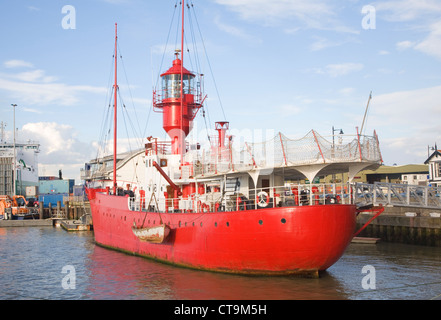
[117, 42, 144, 147]
[95, 53, 117, 164]
[155, 1, 179, 90]
[94, 34, 146, 184]
[146, 1, 180, 140]
[190, 1, 227, 122]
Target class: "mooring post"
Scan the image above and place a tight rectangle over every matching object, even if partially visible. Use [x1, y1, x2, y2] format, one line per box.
[57, 201, 61, 219]
[65, 200, 70, 219]
[39, 201, 44, 219]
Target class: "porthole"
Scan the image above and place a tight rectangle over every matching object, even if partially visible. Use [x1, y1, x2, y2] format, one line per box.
[226, 222, 230, 227]
[259, 220, 263, 225]
[192, 222, 195, 227]
[200, 222, 203, 227]
[179, 221, 181, 227]
[281, 218, 286, 224]
[185, 222, 187, 227]
[215, 222, 217, 227]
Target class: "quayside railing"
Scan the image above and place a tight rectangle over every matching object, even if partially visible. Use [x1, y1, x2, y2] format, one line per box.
[353, 182, 441, 209]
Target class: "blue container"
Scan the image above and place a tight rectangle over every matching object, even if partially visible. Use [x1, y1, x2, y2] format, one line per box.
[39, 179, 75, 194]
[39, 193, 68, 208]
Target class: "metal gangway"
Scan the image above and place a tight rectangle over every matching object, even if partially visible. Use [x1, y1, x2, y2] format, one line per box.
[353, 182, 441, 209]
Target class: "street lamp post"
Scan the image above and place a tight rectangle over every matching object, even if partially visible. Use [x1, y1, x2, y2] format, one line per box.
[332, 126, 344, 183]
[428, 145, 435, 158]
[332, 126, 344, 148]
[11, 104, 17, 196]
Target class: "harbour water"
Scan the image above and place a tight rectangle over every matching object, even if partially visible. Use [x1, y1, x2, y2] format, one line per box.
[0, 226, 440, 301]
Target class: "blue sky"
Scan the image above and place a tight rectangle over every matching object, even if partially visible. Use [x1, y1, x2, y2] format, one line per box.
[1, 0, 441, 181]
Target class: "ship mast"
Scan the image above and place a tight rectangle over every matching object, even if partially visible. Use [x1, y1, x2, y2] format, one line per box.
[180, 0, 185, 164]
[113, 23, 118, 195]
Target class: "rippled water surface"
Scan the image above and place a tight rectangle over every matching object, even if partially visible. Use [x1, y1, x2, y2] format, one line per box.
[0, 226, 440, 300]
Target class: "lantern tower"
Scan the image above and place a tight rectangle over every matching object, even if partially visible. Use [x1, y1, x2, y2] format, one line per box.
[153, 50, 204, 156]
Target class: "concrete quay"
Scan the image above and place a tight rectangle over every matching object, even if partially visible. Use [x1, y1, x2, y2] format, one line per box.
[0, 219, 54, 228]
[356, 205, 441, 246]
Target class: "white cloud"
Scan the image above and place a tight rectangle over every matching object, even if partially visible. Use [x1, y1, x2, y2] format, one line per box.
[314, 63, 364, 77]
[369, 85, 441, 164]
[396, 40, 415, 50]
[376, 1, 441, 60]
[0, 61, 107, 106]
[375, 0, 441, 22]
[4, 60, 34, 69]
[8, 69, 58, 83]
[213, 15, 262, 44]
[0, 77, 106, 106]
[214, 0, 356, 33]
[21, 122, 95, 181]
[215, 0, 331, 22]
[310, 37, 340, 51]
[414, 21, 441, 60]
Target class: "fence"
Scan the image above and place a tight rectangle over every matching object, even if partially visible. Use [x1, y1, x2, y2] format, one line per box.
[353, 182, 441, 209]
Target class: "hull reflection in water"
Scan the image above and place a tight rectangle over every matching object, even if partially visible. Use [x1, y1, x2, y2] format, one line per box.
[1, 227, 441, 300]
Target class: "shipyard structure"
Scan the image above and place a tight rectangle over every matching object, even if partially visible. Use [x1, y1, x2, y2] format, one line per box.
[0, 140, 40, 197]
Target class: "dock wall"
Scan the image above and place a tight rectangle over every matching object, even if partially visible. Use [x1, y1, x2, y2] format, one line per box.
[356, 205, 441, 247]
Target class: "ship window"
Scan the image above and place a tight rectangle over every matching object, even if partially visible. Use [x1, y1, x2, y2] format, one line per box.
[259, 220, 263, 225]
[281, 218, 286, 224]
[214, 222, 217, 227]
[226, 222, 229, 227]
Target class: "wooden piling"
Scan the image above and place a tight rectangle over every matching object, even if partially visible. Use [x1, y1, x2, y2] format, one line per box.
[39, 201, 44, 219]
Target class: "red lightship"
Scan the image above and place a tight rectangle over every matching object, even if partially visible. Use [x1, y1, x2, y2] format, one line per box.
[86, 2, 383, 277]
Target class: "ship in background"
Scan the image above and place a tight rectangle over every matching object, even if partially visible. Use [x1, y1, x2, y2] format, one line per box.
[0, 122, 40, 198]
[85, 1, 383, 277]
[0, 122, 40, 219]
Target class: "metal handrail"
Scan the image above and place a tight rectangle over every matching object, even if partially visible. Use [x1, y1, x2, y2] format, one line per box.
[128, 183, 353, 213]
[353, 182, 441, 209]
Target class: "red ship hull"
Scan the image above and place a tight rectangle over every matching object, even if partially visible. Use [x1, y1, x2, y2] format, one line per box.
[87, 189, 356, 277]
